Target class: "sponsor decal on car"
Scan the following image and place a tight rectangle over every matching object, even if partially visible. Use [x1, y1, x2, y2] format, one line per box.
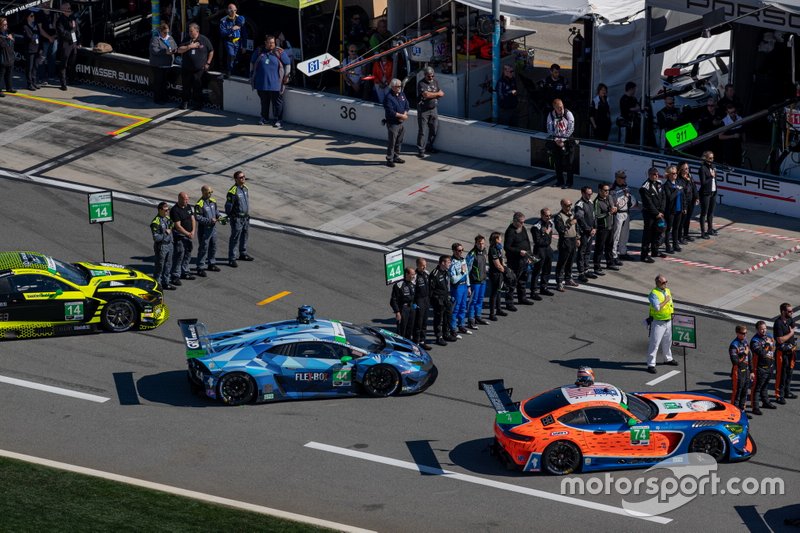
[664, 402, 682, 409]
[551, 431, 569, 436]
[295, 372, 328, 381]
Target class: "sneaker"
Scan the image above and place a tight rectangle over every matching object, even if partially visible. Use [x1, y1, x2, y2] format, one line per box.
[506, 304, 517, 312]
[643, 256, 655, 263]
[239, 255, 255, 261]
[566, 279, 579, 287]
[674, 244, 682, 252]
[420, 342, 433, 350]
[458, 326, 472, 335]
[530, 293, 542, 301]
[752, 407, 763, 416]
[229, 260, 238, 268]
[613, 259, 623, 266]
[496, 309, 508, 317]
[701, 233, 711, 239]
[647, 366, 657, 374]
[466, 321, 479, 330]
[207, 265, 221, 272]
[665, 246, 673, 254]
[258, 118, 268, 125]
[585, 271, 598, 279]
[195, 269, 207, 277]
[557, 282, 565, 292]
[578, 275, 589, 283]
[777, 397, 787, 405]
[444, 334, 458, 342]
[274, 120, 282, 128]
[540, 288, 554, 296]
[665, 359, 679, 366]
[475, 318, 489, 326]
[393, 157, 406, 164]
[170, 278, 182, 286]
[417, 152, 427, 159]
[787, 392, 798, 399]
[710, 229, 719, 236]
[60, 85, 68, 91]
[180, 273, 196, 280]
[436, 337, 448, 346]
[593, 269, 605, 276]
[386, 160, 395, 168]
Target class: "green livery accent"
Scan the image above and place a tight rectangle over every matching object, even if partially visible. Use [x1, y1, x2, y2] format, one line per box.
[186, 349, 206, 358]
[496, 411, 523, 424]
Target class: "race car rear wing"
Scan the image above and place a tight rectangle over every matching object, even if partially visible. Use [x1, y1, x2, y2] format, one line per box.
[178, 319, 212, 358]
[479, 379, 521, 422]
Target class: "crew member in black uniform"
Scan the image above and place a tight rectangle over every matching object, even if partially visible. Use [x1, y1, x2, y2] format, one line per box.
[177, 22, 214, 110]
[170, 192, 196, 284]
[554, 198, 579, 291]
[573, 186, 596, 281]
[487, 231, 515, 320]
[150, 202, 176, 290]
[619, 81, 642, 145]
[774, 302, 797, 404]
[390, 267, 416, 340]
[413, 257, 432, 350]
[729, 324, 753, 418]
[693, 98, 722, 156]
[698, 151, 718, 239]
[750, 320, 777, 415]
[504, 212, 535, 305]
[656, 96, 682, 150]
[639, 167, 666, 263]
[55, 2, 79, 91]
[429, 255, 456, 345]
[592, 182, 619, 273]
[530, 208, 555, 298]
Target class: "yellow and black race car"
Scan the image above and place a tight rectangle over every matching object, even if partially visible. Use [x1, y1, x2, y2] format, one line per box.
[0, 251, 169, 340]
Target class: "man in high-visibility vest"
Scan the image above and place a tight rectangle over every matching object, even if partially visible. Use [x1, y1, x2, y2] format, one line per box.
[646, 274, 679, 374]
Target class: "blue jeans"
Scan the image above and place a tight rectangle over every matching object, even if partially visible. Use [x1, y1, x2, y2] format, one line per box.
[450, 283, 469, 330]
[467, 281, 486, 320]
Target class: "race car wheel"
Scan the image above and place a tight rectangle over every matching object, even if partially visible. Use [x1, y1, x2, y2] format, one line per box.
[101, 298, 139, 333]
[689, 431, 727, 460]
[542, 441, 582, 475]
[362, 364, 400, 397]
[218, 373, 255, 405]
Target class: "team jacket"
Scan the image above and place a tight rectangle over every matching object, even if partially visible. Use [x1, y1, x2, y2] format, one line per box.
[530, 219, 553, 254]
[195, 197, 220, 229]
[639, 180, 666, 218]
[414, 269, 430, 303]
[428, 266, 450, 303]
[750, 333, 775, 368]
[150, 215, 174, 245]
[729, 337, 752, 371]
[593, 195, 615, 229]
[449, 257, 470, 286]
[467, 248, 488, 283]
[225, 184, 249, 217]
[574, 197, 596, 234]
[390, 280, 415, 312]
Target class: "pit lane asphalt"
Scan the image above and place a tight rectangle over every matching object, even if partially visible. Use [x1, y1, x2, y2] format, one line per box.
[0, 178, 798, 532]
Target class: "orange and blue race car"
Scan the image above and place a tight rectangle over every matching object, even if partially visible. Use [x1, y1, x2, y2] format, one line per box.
[479, 379, 756, 475]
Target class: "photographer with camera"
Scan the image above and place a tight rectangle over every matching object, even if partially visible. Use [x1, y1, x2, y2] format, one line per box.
[554, 198, 579, 292]
[546, 98, 576, 189]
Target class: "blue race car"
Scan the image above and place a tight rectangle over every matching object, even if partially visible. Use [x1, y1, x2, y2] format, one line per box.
[179, 306, 437, 405]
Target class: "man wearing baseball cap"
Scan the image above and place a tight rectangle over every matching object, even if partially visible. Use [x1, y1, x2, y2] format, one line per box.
[609, 170, 638, 263]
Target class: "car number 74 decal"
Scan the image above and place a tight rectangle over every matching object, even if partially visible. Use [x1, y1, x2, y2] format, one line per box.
[630, 426, 651, 446]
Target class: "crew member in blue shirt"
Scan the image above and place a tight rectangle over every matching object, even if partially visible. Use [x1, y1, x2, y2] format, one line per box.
[383, 78, 409, 167]
[449, 242, 471, 336]
[250, 34, 292, 127]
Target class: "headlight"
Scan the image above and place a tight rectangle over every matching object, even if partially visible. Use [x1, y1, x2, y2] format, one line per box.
[724, 423, 744, 435]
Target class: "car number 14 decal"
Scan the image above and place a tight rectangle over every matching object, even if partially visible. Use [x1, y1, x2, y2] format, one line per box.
[64, 302, 84, 320]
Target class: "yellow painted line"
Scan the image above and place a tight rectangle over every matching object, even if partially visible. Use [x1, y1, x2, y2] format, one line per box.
[8, 92, 152, 136]
[257, 291, 292, 306]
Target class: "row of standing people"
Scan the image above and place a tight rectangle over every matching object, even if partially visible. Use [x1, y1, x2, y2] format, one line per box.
[149, 171, 253, 290]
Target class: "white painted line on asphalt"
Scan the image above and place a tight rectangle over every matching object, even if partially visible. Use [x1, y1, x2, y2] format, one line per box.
[0, 107, 84, 147]
[305, 441, 672, 524]
[150, 109, 185, 123]
[0, 375, 110, 403]
[709, 258, 800, 309]
[0, 449, 375, 533]
[646, 370, 681, 387]
[745, 251, 789, 261]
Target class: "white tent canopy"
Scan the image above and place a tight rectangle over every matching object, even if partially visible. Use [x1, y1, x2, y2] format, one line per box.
[455, 0, 644, 24]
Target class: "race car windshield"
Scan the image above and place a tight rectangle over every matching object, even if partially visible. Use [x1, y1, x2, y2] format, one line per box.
[342, 325, 385, 352]
[53, 258, 90, 285]
[624, 392, 657, 421]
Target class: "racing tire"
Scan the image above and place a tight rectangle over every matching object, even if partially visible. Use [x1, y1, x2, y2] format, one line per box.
[362, 364, 401, 397]
[542, 440, 582, 475]
[689, 431, 727, 461]
[218, 372, 256, 406]
[101, 298, 139, 333]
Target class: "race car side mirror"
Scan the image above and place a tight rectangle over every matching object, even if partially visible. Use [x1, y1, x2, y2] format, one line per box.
[340, 356, 353, 364]
[627, 417, 637, 427]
